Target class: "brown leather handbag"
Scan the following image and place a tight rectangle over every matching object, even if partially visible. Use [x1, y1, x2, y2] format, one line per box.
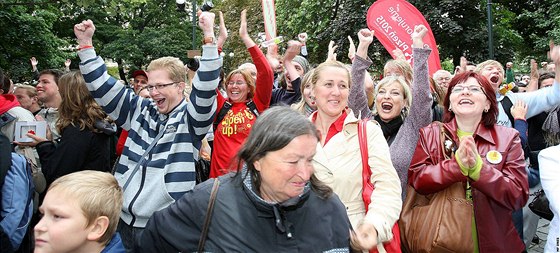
[399, 123, 474, 253]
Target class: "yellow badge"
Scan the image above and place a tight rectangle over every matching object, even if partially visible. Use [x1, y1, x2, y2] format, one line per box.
[486, 150, 502, 164]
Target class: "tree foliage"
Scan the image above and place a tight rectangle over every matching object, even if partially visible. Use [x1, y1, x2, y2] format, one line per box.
[1, 0, 559, 81]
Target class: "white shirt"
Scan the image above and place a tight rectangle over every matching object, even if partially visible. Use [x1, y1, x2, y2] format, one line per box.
[539, 144, 560, 253]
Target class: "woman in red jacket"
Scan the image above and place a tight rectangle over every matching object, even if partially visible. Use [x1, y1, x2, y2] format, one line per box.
[209, 10, 273, 177]
[408, 71, 528, 252]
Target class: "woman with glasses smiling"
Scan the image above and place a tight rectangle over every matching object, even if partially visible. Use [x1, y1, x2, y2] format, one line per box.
[209, 9, 273, 178]
[406, 71, 528, 252]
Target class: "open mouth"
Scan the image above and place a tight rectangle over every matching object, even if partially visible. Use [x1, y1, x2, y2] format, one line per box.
[490, 76, 499, 83]
[155, 98, 166, 106]
[381, 102, 393, 112]
[459, 99, 474, 105]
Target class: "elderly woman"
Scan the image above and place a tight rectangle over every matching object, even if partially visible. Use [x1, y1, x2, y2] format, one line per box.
[137, 106, 351, 252]
[408, 71, 528, 252]
[348, 25, 433, 199]
[309, 32, 401, 252]
[210, 10, 273, 178]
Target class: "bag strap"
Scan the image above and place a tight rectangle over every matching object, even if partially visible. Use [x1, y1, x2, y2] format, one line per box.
[197, 178, 220, 253]
[357, 120, 372, 191]
[122, 127, 166, 191]
[500, 96, 515, 126]
[213, 101, 232, 131]
[213, 100, 260, 131]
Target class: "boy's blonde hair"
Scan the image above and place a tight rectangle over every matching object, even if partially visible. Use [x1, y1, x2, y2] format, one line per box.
[49, 170, 123, 245]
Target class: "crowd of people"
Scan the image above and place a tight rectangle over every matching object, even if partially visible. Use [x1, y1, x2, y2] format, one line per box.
[1, 8, 559, 253]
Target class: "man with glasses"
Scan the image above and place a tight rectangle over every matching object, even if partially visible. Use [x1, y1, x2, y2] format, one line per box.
[74, 11, 221, 252]
[433, 69, 452, 90]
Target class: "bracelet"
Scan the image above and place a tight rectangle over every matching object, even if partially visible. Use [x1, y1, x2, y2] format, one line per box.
[78, 45, 93, 51]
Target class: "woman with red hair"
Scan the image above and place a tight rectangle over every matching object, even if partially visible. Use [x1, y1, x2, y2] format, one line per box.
[407, 71, 528, 252]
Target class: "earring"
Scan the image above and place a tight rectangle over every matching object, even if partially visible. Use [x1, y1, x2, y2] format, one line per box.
[448, 107, 452, 112]
[484, 108, 489, 113]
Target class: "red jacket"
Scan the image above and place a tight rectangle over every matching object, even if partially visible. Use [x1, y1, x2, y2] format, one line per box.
[409, 120, 528, 253]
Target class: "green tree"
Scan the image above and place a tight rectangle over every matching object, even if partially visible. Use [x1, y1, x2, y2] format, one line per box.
[0, 5, 71, 82]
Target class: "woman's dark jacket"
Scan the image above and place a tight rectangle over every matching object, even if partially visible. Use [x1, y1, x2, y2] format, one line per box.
[36, 122, 115, 185]
[137, 173, 351, 252]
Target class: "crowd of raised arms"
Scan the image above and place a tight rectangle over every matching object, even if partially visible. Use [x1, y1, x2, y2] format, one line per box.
[1, 8, 560, 253]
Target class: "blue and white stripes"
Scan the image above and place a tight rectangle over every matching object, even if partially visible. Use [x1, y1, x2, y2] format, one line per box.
[78, 45, 221, 227]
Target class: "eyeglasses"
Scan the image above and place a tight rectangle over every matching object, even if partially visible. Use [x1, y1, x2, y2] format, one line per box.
[145, 82, 177, 92]
[451, 85, 485, 94]
[227, 81, 246, 86]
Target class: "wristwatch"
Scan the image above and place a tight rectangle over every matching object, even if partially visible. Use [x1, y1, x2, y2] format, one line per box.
[202, 36, 216, 45]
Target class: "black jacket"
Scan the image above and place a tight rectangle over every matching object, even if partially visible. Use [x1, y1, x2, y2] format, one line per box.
[36, 123, 114, 186]
[138, 173, 351, 252]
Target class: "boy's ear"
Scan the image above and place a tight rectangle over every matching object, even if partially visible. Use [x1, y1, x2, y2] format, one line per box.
[87, 216, 109, 241]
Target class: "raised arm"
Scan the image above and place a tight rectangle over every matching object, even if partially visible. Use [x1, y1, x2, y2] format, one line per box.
[239, 9, 256, 49]
[513, 41, 560, 119]
[188, 11, 222, 142]
[406, 25, 433, 131]
[75, 20, 144, 130]
[240, 10, 273, 111]
[216, 11, 228, 52]
[283, 41, 302, 82]
[269, 40, 304, 106]
[30, 57, 39, 81]
[298, 32, 308, 57]
[348, 29, 374, 119]
[527, 59, 539, 92]
[326, 41, 338, 62]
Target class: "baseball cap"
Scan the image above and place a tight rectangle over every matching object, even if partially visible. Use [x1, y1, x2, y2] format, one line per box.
[132, 70, 148, 79]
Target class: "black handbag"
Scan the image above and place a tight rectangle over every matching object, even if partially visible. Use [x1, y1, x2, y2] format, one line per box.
[195, 159, 211, 184]
[528, 190, 553, 221]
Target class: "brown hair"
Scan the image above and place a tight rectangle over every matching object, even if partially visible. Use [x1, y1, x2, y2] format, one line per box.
[56, 71, 110, 133]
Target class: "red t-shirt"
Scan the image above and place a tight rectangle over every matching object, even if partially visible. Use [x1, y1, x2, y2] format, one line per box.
[210, 45, 273, 178]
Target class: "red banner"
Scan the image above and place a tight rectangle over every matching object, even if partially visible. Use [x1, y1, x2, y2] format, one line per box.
[367, 0, 441, 76]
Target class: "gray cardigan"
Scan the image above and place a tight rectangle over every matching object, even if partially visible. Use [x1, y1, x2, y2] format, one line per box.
[348, 47, 433, 199]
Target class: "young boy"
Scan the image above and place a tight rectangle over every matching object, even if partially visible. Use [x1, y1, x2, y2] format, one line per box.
[34, 171, 124, 253]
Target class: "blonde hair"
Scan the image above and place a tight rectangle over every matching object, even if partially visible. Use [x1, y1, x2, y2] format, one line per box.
[49, 171, 123, 245]
[292, 69, 316, 115]
[224, 68, 256, 99]
[147, 57, 187, 83]
[56, 71, 111, 134]
[15, 84, 38, 97]
[373, 75, 412, 119]
[384, 59, 413, 85]
[474, 60, 504, 76]
[310, 61, 351, 89]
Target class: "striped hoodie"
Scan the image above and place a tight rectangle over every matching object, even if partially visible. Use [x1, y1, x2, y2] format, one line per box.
[78, 46, 221, 227]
